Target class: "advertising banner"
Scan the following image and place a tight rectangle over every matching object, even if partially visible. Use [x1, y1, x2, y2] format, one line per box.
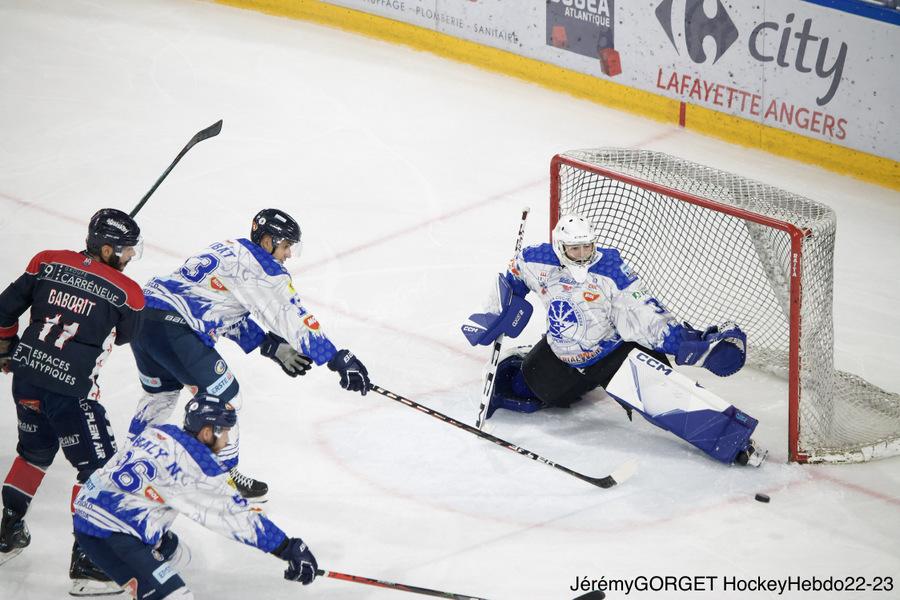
[322, 0, 899, 162]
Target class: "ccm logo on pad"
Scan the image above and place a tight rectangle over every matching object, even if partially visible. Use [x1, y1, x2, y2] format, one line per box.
[636, 352, 672, 375]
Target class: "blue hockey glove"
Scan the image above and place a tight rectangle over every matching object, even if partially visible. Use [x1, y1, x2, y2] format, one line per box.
[152, 531, 180, 562]
[260, 333, 312, 377]
[461, 274, 532, 346]
[275, 537, 318, 585]
[675, 323, 747, 377]
[0, 334, 18, 374]
[327, 349, 370, 395]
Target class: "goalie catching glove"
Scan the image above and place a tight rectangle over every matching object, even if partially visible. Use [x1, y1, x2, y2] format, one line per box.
[260, 332, 313, 377]
[461, 274, 532, 346]
[674, 322, 747, 377]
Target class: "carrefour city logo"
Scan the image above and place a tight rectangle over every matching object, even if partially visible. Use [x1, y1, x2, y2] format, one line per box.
[656, 0, 738, 65]
[655, 1, 848, 105]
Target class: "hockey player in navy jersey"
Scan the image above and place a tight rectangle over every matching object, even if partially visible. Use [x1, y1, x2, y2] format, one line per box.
[74, 393, 319, 599]
[463, 214, 766, 467]
[128, 208, 370, 501]
[0, 208, 146, 594]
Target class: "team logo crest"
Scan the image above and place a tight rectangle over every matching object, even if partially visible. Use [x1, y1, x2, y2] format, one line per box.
[303, 315, 320, 330]
[214, 360, 227, 375]
[548, 299, 584, 342]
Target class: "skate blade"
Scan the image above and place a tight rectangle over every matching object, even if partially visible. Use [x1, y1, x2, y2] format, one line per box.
[69, 579, 124, 596]
[748, 448, 769, 468]
[0, 547, 25, 567]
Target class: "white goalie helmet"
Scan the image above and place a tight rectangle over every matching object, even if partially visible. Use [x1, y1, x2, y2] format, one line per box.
[552, 214, 599, 282]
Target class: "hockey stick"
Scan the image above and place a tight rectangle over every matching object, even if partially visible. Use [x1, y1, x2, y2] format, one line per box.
[371, 384, 638, 489]
[316, 569, 489, 600]
[128, 119, 223, 218]
[475, 207, 530, 430]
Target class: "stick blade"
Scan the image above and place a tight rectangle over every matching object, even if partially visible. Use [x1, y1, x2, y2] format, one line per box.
[588, 458, 639, 488]
[611, 457, 639, 483]
[194, 119, 223, 143]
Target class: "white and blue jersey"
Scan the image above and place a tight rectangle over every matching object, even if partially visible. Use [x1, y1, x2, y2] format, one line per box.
[507, 243, 683, 368]
[143, 238, 336, 365]
[73, 424, 286, 552]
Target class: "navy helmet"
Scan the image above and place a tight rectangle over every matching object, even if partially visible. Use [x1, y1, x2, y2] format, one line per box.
[250, 208, 301, 247]
[183, 393, 237, 435]
[86, 208, 142, 257]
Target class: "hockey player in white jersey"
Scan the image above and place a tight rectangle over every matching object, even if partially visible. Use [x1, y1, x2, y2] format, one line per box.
[128, 208, 370, 500]
[462, 214, 766, 466]
[74, 393, 319, 599]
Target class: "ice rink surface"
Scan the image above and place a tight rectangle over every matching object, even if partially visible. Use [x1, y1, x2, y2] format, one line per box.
[1, 1, 898, 599]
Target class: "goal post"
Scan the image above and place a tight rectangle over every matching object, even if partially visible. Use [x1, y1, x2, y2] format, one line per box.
[550, 149, 900, 463]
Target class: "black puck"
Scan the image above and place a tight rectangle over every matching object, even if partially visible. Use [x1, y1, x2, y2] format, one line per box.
[755, 493, 770, 503]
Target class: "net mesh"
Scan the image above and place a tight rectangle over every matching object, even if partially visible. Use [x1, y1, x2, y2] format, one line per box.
[555, 149, 900, 463]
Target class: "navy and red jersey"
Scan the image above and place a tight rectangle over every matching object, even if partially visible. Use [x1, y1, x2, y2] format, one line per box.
[0, 250, 145, 399]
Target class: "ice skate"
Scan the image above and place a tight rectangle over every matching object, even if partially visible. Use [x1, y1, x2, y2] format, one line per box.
[230, 468, 268, 502]
[735, 439, 768, 468]
[69, 541, 123, 596]
[0, 508, 30, 567]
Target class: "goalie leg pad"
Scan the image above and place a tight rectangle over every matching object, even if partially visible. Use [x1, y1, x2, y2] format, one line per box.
[644, 406, 757, 464]
[486, 351, 543, 420]
[606, 349, 758, 464]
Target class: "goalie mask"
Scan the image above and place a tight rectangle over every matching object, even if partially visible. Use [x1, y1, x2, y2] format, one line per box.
[552, 214, 598, 282]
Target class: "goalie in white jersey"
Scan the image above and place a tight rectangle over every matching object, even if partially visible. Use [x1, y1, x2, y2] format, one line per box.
[128, 209, 370, 501]
[74, 393, 320, 599]
[463, 214, 766, 466]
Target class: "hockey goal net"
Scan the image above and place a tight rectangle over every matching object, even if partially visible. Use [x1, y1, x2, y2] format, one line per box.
[551, 149, 900, 463]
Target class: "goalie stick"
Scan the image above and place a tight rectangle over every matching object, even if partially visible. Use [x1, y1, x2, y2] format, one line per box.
[475, 207, 530, 430]
[129, 119, 223, 218]
[371, 384, 638, 489]
[317, 569, 489, 600]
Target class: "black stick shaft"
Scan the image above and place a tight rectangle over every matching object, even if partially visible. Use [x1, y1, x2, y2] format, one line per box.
[476, 207, 530, 429]
[371, 384, 632, 489]
[317, 569, 490, 600]
[129, 119, 223, 218]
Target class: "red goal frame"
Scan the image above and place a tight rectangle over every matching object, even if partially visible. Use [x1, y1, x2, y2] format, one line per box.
[550, 154, 812, 462]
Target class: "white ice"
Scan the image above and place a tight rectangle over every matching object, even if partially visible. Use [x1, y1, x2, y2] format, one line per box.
[1, 1, 898, 599]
